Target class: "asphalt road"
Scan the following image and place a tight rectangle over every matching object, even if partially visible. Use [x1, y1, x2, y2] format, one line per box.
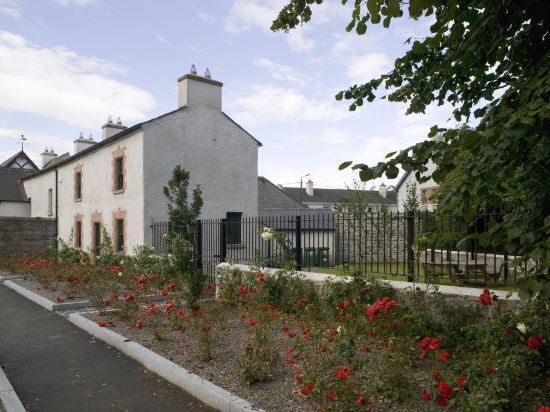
[0, 283, 215, 412]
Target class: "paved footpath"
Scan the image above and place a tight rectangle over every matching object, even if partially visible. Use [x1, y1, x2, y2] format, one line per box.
[0, 284, 215, 412]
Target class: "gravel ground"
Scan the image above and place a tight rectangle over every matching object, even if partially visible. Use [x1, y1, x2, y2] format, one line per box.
[86, 308, 314, 412]
[11, 276, 89, 302]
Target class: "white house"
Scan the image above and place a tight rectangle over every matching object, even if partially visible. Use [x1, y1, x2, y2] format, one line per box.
[22, 67, 262, 254]
[395, 160, 439, 211]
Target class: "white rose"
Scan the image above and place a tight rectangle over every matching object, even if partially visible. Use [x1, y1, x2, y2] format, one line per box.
[337, 326, 342, 334]
[118, 272, 122, 277]
[517, 323, 527, 334]
[261, 227, 275, 240]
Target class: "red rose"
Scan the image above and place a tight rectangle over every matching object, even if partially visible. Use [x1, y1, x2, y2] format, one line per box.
[97, 321, 107, 327]
[355, 395, 366, 405]
[479, 288, 492, 305]
[433, 370, 441, 382]
[537, 406, 550, 412]
[457, 375, 466, 388]
[363, 345, 370, 353]
[439, 351, 450, 362]
[527, 335, 543, 350]
[421, 390, 431, 401]
[327, 391, 336, 401]
[421, 336, 431, 350]
[332, 365, 354, 382]
[486, 366, 496, 375]
[299, 383, 314, 396]
[429, 338, 441, 351]
[134, 319, 142, 329]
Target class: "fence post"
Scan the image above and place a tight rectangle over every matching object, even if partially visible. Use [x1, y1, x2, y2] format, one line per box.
[406, 210, 415, 282]
[196, 220, 202, 270]
[295, 215, 302, 271]
[220, 219, 227, 263]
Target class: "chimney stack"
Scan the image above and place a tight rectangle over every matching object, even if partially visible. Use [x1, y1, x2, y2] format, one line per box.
[306, 179, 314, 196]
[74, 132, 96, 154]
[379, 183, 387, 198]
[177, 64, 223, 110]
[41, 147, 57, 168]
[101, 116, 127, 140]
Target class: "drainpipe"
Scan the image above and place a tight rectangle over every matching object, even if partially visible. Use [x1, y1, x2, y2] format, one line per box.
[55, 169, 59, 250]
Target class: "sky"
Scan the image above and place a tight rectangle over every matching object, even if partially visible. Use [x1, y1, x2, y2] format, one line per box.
[0, 0, 457, 189]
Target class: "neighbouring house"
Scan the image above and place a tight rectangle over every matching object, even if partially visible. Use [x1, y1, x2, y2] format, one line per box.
[22, 67, 262, 254]
[395, 160, 439, 212]
[0, 150, 38, 217]
[282, 179, 397, 211]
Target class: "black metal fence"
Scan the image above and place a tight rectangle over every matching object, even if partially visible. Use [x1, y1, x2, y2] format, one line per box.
[152, 211, 526, 286]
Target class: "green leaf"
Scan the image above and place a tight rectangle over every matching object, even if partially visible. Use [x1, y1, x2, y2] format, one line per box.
[339, 161, 353, 170]
[386, 164, 399, 179]
[479, 232, 491, 247]
[335, 91, 344, 101]
[359, 168, 374, 181]
[385, 151, 397, 159]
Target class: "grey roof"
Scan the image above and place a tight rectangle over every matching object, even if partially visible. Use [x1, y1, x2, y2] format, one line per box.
[0, 150, 39, 170]
[258, 209, 336, 230]
[282, 186, 397, 205]
[44, 152, 70, 168]
[258, 177, 305, 211]
[23, 106, 262, 181]
[0, 168, 34, 202]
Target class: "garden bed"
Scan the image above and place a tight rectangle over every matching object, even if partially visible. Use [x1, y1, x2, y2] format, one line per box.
[83, 307, 312, 412]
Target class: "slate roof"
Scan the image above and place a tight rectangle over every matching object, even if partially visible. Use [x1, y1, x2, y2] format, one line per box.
[282, 187, 397, 205]
[0, 168, 34, 202]
[23, 106, 262, 181]
[258, 177, 305, 211]
[0, 150, 39, 170]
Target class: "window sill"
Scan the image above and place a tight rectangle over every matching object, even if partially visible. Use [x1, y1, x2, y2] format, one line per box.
[74, 198, 82, 203]
[48, 213, 53, 217]
[113, 189, 125, 195]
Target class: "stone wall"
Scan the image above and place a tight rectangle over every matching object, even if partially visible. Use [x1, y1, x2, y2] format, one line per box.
[0, 217, 56, 254]
[336, 215, 408, 264]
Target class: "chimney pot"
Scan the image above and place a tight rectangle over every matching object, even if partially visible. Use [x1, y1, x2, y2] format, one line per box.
[102, 118, 127, 140]
[306, 179, 314, 196]
[204, 68, 211, 79]
[190, 64, 197, 75]
[379, 183, 387, 198]
[41, 147, 57, 168]
[177, 69, 223, 110]
[108, 115, 113, 124]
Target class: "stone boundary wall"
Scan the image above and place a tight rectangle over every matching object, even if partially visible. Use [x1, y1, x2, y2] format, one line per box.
[336, 215, 407, 264]
[0, 217, 56, 254]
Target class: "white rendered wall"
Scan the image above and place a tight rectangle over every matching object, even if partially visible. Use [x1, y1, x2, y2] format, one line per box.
[397, 160, 438, 212]
[142, 106, 259, 246]
[23, 172, 56, 217]
[0, 201, 31, 217]
[56, 131, 145, 252]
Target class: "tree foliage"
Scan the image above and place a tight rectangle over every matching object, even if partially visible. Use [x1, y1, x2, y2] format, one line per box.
[403, 181, 420, 212]
[272, 0, 550, 297]
[163, 165, 204, 304]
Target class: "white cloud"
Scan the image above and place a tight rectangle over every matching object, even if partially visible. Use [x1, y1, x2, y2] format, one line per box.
[156, 34, 168, 43]
[198, 12, 216, 24]
[224, 0, 284, 34]
[253, 58, 305, 83]
[52, 0, 97, 6]
[286, 28, 315, 52]
[0, 127, 72, 165]
[0, 0, 21, 20]
[0, 31, 156, 129]
[226, 84, 353, 126]
[345, 53, 392, 84]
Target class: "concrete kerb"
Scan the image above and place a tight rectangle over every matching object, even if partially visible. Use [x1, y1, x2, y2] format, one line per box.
[68, 313, 263, 412]
[216, 263, 520, 301]
[0, 366, 26, 412]
[2, 279, 174, 312]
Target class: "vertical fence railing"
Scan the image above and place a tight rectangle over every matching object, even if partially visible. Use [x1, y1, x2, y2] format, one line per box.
[152, 212, 522, 286]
